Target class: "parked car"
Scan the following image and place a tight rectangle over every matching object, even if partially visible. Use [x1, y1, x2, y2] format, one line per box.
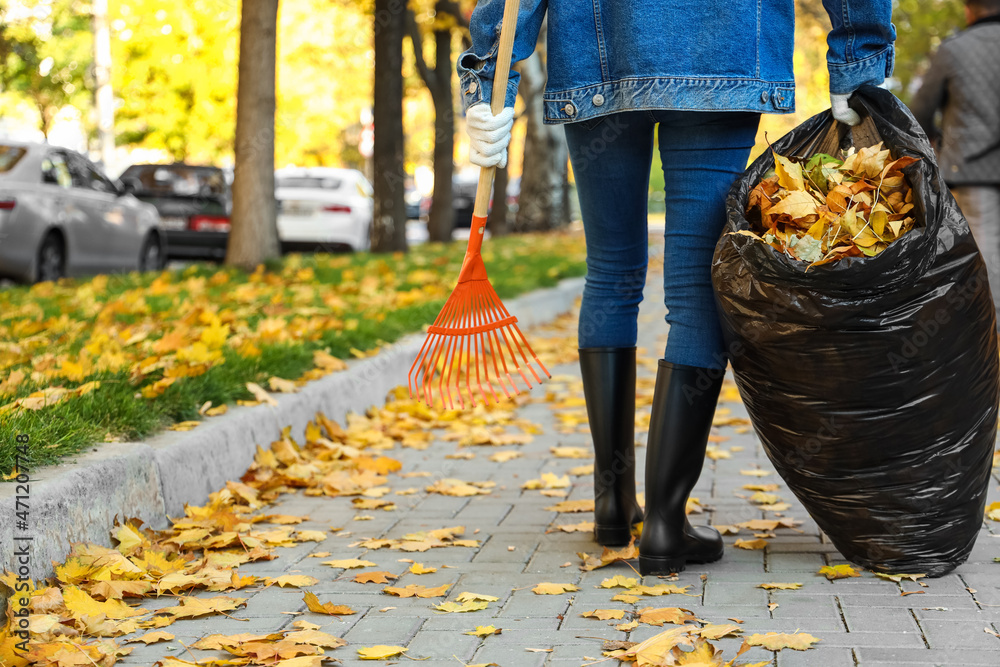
[119, 163, 231, 261]
[452, 170, 479, 228]
[275, 167, 372, 252]
[404, 177, 427, 221]
[451, 171, 520, 229]
[0, 141, 163, 284]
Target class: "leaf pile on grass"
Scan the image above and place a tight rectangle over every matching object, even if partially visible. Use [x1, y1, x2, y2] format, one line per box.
[0, 233, 586, 476]
[741, 144, 919, 267]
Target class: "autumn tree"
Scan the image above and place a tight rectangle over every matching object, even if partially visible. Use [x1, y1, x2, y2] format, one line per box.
[406, 0, 469, 242]
[226, 0, 281, 270]
[0, 0, 91, 139]
[514, 19, 569, 232]
[371, 0, 408, 252]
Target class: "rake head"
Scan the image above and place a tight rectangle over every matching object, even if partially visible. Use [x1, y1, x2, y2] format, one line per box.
[408, 252, 550, 410]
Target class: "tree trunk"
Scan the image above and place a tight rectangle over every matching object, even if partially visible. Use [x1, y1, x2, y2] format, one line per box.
[488, 162, 509, 236]
[426, 16, 455, 243]
[371, 0, 408, 253]
[92, 0, 115, 172]
[226, 0, 281, 270]
[514, 21, 569, 232]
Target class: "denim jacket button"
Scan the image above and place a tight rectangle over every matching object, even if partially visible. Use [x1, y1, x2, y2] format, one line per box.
[592, 94, 605, 107]
[467, 81, 478, 94]
[760, 91, 769, 103]
[563, 103, 576, 117]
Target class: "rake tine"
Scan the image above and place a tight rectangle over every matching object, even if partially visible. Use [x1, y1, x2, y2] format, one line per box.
[474, 284, 501, 404]
[471, 289, 490, 406]
[486, 323, 512, 400]
[409, 331, 435, 399]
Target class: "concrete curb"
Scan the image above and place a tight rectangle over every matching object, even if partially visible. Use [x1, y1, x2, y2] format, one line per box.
[0, 277, 584, 589]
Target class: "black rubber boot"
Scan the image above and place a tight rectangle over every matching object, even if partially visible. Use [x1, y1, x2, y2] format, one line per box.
[638, 359, 725, 575]
[579, 347, 644, 546]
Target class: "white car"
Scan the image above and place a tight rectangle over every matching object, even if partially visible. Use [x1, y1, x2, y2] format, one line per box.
[0, 141, 163, 283]
[275, 167, 373, 252]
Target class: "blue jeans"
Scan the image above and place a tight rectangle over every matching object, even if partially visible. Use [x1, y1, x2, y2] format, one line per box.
[565, 110, 761, 371]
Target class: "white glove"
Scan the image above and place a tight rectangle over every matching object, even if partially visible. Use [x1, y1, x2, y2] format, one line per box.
[830, 92, 861, 126]
[466, 103, 514, 168]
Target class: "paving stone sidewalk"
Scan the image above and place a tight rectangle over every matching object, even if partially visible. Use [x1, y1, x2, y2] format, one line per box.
[117, 251, 1000, 667]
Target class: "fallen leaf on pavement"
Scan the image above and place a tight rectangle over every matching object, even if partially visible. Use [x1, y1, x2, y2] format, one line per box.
[409, 563, 437, 575]
[819, 564, 860, 580]
[546, 499, 594, 513]
[734, 539, 768, 550]
[552, 521, 594, 534]
[695, 623, 743, 639]
[745, 632, 821, 651]
[550, 446, 591, 459]
[357, 645, 407, 660]
[578, 542, 639, 571]
[465, 625, 502, 637]
[532, 582, 579, 595]
[127, 631, 175, 644]
[353, 571, 397, 584]
[433, 600, 489, 613]
[637, 607, 700, 626]
[874, 572, 926, 583]
[321, 558, 376, 569]
[601, 575, 639, 589]
[302, 591, 356, 615]
[581, 609, 626, 621]
[384, 584, 450, 598]
[758, 582, 802, 590]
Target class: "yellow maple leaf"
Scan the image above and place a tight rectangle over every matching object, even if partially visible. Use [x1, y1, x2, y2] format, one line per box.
[600, 575, 638, 589]
[321, 558, 376, 569]
[63, 585, 147, 620]
[637, 606, 700, 626]
[532, 582, 579, 595]
[464, 625, 501, 637]
[745, 631, 821, 651]
[758, 582, 803, 590]
[545, 499, 594, 513]
[383, 584, 450, 598]
[818, 564, 860, 580]
[733, 539, 768, 550]
[409, 563, 437, 575]
[127, 631, 175, 644]
[353, 571, 397, 584]
[774, 152, 805, 190]
[550, 446, 591, 459]
[268, 575, 319, 588]
[873, 572, 926, 583]
[695, 623, 742, 640]
[154, 595, 246, 619]
[358, 645, 407, 660]
[455, 592, 499, 603]
[302, 591, 356, 615]
[581, 609, 626, 621]
[433, 600, 489, 613]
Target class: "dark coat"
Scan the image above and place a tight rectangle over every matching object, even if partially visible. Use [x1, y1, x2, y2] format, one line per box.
[909, 15, 1000, 185]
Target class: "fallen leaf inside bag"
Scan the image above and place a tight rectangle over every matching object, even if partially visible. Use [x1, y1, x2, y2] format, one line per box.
[743, 144, 919, 267]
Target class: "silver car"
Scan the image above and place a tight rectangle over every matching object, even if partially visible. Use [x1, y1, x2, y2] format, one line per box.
[0, 141, 164, 284]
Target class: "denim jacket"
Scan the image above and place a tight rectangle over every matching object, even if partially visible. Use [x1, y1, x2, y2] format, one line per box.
[457, 0, 896, 125]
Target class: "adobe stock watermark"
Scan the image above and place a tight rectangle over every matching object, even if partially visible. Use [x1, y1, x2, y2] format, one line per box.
[7, 433, 33, 655]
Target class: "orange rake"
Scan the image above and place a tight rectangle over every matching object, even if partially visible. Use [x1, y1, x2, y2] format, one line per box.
[408, 0, 549, 409]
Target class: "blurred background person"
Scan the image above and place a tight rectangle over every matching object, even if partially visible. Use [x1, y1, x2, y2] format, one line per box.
[910, 0, 1000, 325]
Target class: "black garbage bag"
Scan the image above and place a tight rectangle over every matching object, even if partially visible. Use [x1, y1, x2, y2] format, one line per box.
[711, 85, 999, 577]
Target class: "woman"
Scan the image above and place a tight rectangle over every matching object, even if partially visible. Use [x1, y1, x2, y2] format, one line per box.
[458, 1, 895, 576]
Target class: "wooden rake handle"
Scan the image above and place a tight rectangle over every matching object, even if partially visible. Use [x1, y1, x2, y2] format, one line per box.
[465, 0, 521, 258]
